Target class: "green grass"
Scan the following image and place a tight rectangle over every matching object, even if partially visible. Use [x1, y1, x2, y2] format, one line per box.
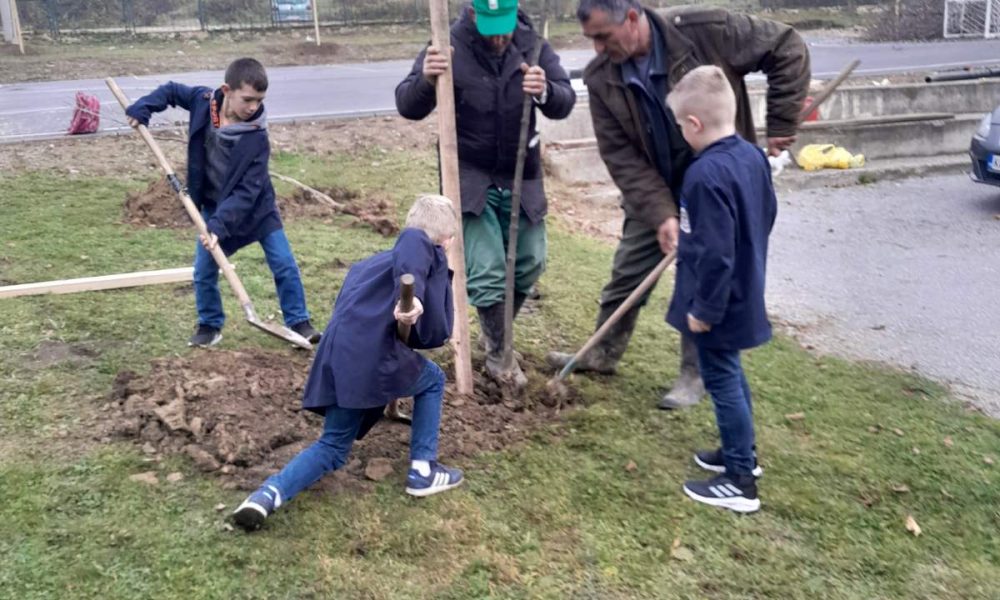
[1, 149, 998, 599]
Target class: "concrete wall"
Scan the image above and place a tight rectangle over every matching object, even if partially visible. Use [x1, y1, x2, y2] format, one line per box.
[544, 114, 981, 184]
[541, 79, 1000, 143]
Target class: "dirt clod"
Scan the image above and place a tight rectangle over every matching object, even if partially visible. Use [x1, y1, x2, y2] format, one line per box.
[102, 348, 571, 491]
[364, 458, 394, 482]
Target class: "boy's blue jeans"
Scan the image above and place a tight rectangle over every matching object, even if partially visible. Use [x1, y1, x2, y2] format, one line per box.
[695, 344, 757, 476]
[264, 358, 446, 503]
[193, 220, 309, 329]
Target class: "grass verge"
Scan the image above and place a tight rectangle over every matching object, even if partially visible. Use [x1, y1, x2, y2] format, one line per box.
[0, 146, 997, 599]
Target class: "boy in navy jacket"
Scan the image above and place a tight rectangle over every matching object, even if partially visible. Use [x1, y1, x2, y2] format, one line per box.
[665, 66, 778, 514]
[233, 195, 463, 531]
[125, 58, 319, 347]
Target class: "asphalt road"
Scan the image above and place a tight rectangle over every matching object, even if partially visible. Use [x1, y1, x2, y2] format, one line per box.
[2, 37, 1000, 141]
[768, 174, 1000, 417]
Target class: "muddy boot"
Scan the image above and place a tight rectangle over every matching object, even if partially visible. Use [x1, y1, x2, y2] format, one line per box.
[658, 333, 705, 409]
[477, 293, 527, 359]
[477, 303, 528, 389]
[545, 304, 641, 375]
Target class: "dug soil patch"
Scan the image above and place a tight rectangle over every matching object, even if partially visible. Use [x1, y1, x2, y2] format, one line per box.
[101, 348, 571, 492]
[123, 180, 398, 236]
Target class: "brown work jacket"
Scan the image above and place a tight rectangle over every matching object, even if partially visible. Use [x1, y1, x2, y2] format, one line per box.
[583, 6, 811, 228]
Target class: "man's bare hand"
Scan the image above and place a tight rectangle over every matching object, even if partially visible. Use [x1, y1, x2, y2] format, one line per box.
[394, 296, 424, 325]
[656, 217, 680, 254]
[520, 63, 547, 97]
[126, 116, 141, 128]
[687, 313, 712, 333]
[422, 46, 452, 84]
[199, 232, 219, 251]
[767, 136, 796, 157]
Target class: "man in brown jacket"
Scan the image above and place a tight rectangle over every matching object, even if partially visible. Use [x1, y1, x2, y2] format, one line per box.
[547, 0, 809, 409]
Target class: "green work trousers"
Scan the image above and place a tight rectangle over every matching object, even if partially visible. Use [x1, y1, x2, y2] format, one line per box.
[463, 187, 547, 308]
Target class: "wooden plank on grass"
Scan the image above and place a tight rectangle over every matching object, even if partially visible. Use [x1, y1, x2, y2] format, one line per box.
[0, 267, 194, 299]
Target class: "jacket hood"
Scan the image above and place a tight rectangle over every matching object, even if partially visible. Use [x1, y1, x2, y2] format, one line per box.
[212, 87, 268, 139]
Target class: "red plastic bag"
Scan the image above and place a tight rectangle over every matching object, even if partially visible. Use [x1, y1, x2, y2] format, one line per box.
[67, 92, 100, 135]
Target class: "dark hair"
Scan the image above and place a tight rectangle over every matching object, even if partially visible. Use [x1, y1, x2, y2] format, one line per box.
[224, 58, 268, 92]
[576, 0, 643, 24]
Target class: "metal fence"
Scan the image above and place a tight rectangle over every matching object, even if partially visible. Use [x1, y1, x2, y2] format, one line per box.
[15, 0, 757, 37]
[944, 0, 1000, 38]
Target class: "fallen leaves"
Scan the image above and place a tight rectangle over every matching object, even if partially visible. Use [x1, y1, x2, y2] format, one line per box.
[943, 436, 954, 448]
[624, 460, 638, 473]
[892, 428, 905, 437]
[984, 455, 995, 466]
[891, 484, 911, 494]
[905, 515, 922, 537]
[785, 412, 806, 422]
[670, 538, 694, 561]
[129, 471, 159, 486]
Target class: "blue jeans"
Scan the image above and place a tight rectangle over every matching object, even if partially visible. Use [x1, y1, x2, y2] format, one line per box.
[193, 223, 309, 329]
[695, 344, 756, 476]
[264, 358, 446, 503]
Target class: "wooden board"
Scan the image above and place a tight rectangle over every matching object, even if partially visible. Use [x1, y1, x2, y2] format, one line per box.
[0, 267, 194, 299]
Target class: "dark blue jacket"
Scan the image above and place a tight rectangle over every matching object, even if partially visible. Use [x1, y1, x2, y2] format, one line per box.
[667, 135, 776, 350]
[125, 84, 281, 255]
[302, 228, 454, 417]
[394, 8, 575, 224]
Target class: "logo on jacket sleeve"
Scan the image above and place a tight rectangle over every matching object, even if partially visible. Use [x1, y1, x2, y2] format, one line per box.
[679, 206, 691, 234]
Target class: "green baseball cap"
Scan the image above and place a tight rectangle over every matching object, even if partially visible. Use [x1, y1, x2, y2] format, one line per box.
[472, 0, 518, 36]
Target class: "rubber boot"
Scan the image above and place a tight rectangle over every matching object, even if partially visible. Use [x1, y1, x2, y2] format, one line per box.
[477, 292, 527, 360]
[545, 303, 642, 375]
[477, 303, 528, 389]
[658, 333, 705, 409]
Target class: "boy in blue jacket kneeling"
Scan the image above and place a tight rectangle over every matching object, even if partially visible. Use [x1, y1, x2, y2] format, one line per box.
[234, 194, 462, 531]
[126, 58, 319, 347]
[665, 66, 778, 514]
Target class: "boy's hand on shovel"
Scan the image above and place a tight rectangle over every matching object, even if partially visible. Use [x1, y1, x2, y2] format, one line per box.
[200, 232, 219, 251]
[394, 296, 423, 325]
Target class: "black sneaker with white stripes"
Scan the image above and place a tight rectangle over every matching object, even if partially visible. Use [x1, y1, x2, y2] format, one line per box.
[188, 325, 222, 348]
[683, 473, 760, 513]
[694, 448, 763, 478]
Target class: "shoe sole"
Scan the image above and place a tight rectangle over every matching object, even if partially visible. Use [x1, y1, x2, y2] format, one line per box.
[683, 485, 761, 513]
[694, 455, 764, 478]
[405, 478, 464, 497]
[232, 502, 268, 531]
[188, 333, 223, 348]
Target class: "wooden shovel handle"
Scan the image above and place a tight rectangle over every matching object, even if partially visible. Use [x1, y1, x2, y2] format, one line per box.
[397, 274, 415, 342]
[105, 77, 254, 309]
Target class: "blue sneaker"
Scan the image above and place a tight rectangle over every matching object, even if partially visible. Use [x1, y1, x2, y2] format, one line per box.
[405, 461, 464, 497]
[232, 485, 282, 531]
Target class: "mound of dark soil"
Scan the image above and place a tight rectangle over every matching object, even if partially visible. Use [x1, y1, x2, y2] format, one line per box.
[123, 179, 398, 237]
[101, 347, 572, 492]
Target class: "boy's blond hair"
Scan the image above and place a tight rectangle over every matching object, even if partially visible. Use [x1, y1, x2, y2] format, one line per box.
[405, 194, 457, 242]
[667, 65, 737, 133]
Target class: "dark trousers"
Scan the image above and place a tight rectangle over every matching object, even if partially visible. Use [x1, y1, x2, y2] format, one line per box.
[592, 217, 665, 360]
[696, 344, 756, 476]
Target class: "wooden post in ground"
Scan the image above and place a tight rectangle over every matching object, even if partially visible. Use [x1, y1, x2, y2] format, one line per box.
[429, 0, 473, 396]
[311, 0, 321, 46]
[10, 0, 24, 55]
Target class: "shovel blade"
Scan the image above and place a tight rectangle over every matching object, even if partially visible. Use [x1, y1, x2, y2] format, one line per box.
[247, 317, 313, 350]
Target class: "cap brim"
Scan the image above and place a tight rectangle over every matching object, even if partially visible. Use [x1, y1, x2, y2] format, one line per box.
[475, 9, 517, 36]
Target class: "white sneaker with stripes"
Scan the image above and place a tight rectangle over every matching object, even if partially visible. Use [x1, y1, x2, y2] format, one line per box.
[405, 461, 464, 497]
[683, 473, 760, 513]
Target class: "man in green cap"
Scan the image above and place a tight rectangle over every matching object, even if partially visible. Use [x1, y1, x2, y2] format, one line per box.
[395, 1, 576, 388]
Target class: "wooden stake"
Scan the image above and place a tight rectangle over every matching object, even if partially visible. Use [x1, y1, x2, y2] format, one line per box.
[311, 0, 321, 46]
[270, 171, 344, 209]
[0, 267, 193, 299]
[10, 0, 24, 55]
[429, 0, 473, 396]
